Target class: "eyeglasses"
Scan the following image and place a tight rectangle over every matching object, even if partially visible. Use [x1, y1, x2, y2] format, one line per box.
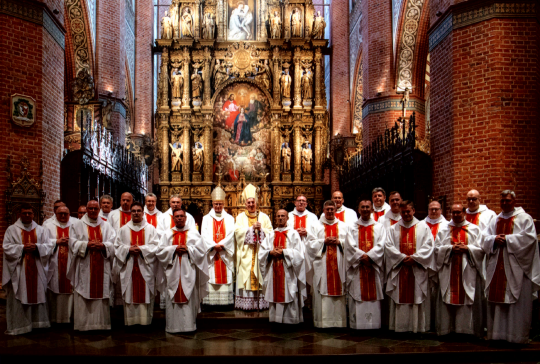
[467, 198, 478, 201]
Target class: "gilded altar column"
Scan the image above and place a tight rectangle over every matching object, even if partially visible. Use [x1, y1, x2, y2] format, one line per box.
[272, 47, 281, 106]
[293, 49, 302, 109]
[272, 114, 281, 182]
[160, 114, 170, 182]
[217, 0, 224, 41]
[203, 47, 212, 107]
[194, 0, 200, 40]
[314, 48, 323, 109]
[182, 116, 191, 181]
[203, 117, 213, 181]
[182, 47, 191, 109]
[314, 115, 324, 183]
[293, 124, 302, 181]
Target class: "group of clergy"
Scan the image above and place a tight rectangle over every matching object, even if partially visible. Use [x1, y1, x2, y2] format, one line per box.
[2, 185, 539, 345]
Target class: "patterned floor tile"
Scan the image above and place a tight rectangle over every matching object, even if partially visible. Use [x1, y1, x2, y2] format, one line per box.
[357, 337, 403, 347]
[272, 339, 310, 349]
[225, 330, 265, 339]
[315, 338, 359, 348]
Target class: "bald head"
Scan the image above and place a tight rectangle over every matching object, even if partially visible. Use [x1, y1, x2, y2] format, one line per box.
[275, 209, 289, 227]
[466, 189, 480, 212]
[428, 201, 442, 220]
[120, 192, 133, 211]
[87, 200, 100, 220]
[56, 206, 70, 224]
[451, 203, 466, 224]
[332, 191, 344, 209]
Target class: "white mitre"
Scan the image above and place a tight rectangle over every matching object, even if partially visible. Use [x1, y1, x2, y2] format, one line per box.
[211, 186, 226, 202]
[242, 183, 259, 203]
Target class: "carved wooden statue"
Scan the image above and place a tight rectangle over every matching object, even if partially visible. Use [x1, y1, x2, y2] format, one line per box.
[301, 143, 313, 173]
[291, 9, 302, 37]
[181, 8, 194, 38]
[270, 11, 282, 39]
[171, 68, 183, 99]
[312, 11, 326, 39]
[161, 11, 173, 39]
[280, 68, 292, 98]
[170, 142, 183, 172]
[301, 68, 313, 99]
[281, 143, 291, 172]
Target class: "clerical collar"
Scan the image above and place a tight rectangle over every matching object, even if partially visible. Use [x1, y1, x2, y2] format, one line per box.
[247, 211, 257, 218]
[388, 211, 401, 219]
[88, 217, 97, 223]
[57, 221, 67, 228]
[23, 223, 32, 229]
[133, 221, 142, 227]
[326, 218, 336, 224]
[451, 219, 467, 227]
[216, 212, 222, 217]
[373, 205, 384, 212]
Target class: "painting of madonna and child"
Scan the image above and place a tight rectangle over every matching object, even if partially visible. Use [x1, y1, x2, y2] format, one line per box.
[213, 83, 271, 183]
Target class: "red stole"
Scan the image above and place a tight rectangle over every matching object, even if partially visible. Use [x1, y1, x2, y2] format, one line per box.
[390, 219, 399, 226]
[324, 223, 342, 296]
[145, 213, 158, 228]
[358, 225, 377, 301]
[373, 210, 385, 222]
[213, 218, 228, 284]
[172, 231, 189, 303]
[294, 215, 307, 229]
[489, 216, 515, 303]
[56, 226, 72, 294]
[21, 229, 38, 304]
[398, 225, 416, 304]
[449, 225, 468, 304]
[130, 229, 146, 304]
[120, 211, 131, 227]
[466, 212, 481, 226]
[335, 210, 345, 222]
[272, 231, 288, 303]
[87, 225, 105, 299]
[426, 222, 441, 240]
[170, 215, 175, 229]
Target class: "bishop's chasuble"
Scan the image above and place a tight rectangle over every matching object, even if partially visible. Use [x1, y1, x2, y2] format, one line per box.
[201, 209, 236, 305]
[483, 207, 540, 343]
[385, 217, 435, 333]
[2, 219, 53, 335]
[68, 214, 116, 331]
[44, 216, 81, 323]
[157, 225, 209, 333]
[259, 227, 306, 324]
[307, 217, 351, 328]
[114, 220, 159, 326]
[234, 211, 273, 310]
[346, 218, 386, 329]
[435, 220, 485, 336]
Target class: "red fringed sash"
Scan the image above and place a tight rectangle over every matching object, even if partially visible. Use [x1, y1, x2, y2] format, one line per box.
[398, 225, 416, 304]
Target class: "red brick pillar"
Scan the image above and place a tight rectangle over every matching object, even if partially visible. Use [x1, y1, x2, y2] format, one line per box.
[135, 0, 153, 136]
[429, 0, 540, 217]
[0, 0, 66, 281]
[330, 0, 350, 192]
[96, 0, 126, 143]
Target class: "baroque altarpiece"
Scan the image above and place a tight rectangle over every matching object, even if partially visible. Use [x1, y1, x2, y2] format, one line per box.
[155, 0, 329, 219]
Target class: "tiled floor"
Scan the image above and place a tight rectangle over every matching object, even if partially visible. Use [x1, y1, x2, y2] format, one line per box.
[0, 303, 539, 363]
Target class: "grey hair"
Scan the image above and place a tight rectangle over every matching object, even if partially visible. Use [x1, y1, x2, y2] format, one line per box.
[145, 193, 157, 200]
[170, 194, 182, 201]
[372, 187, 386, 197]
[501, 190, 516, 199]
[323, 200, 336, 208]
[246, 197, 258, 204]
[100, 195, 113, 203]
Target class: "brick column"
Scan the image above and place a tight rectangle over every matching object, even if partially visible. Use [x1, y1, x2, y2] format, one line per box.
[429, 0, 540, 217]
[134, 0, 153, 135]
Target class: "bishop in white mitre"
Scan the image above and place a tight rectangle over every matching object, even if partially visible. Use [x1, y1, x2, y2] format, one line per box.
[157, 209, 209, 333]
[201, 186, 236, 306]
[378, 191, 403, 231]
[157, 194, 196, 238]
[435, 204, 485, 337]
[68, 200, 116, 331]
[346, 199, 386, 330]
[44, 205, 80, 324]
[234, 184, 273, 310]
[371, 187, 391, 222]
[385, 200, 435, 333]
[319, 191, 357, 227]
[2, 205, 53, 335]
[144, 193, 163, 229]
[259, 209, 307, 324]
[308, 200, 351, 328]
[287, 194, 319, 284]
[483, 191, 540, 344]
[114, 202, 159, 326]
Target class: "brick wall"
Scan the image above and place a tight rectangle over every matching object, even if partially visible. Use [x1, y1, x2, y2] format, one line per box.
[430, 17, 540, 218]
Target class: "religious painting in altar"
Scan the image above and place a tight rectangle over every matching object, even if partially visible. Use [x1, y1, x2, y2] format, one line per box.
[227, 0, 256, 41]
[213, 83, 271, 182]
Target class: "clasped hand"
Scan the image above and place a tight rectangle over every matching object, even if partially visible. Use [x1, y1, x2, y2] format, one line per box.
[494, 234, 506, 248]
[270, 247, 283, 258]
[129, 245, 141, 256]
[252, 222, 262, 231]
[88, 239, 105, 251]
[359, 254, 372, 267]
[23, 243, 37, 253]
[176, 245, 188, 254]
[403, 256, 416, 266]
[324, 236, 339, 245]
[56, 237, 69, 246]
[296, 227, 307, 237]
[214, 244, 224, 252]
[452, 243, 468, 254]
